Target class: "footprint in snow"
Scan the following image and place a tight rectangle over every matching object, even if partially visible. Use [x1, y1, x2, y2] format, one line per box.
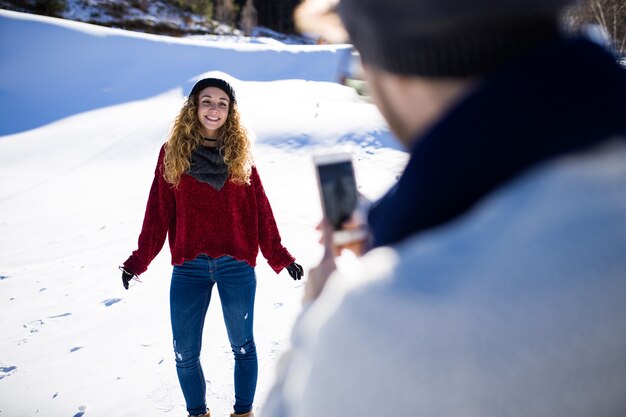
[0, 365, 17, 379]
[148, 381, 178, 413]
[23, 319, 44, 333]
[48, 313, 72, 319]
[72, 405, 87, 417]
[102, 298, 121, 307]
[21, 314, 71, 339]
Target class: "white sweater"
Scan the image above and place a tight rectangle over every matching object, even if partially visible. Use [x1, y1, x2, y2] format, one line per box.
[262, 140, 626, 417]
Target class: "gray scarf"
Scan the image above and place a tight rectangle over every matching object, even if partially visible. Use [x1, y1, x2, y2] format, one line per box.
[187, 146, 229, 190]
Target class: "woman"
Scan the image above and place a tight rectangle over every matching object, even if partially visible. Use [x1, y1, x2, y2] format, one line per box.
[120, 77, 303, 417]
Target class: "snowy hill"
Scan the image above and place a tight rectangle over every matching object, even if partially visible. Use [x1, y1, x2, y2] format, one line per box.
[0, 9, 358, 136]
[0, 9, 406, 417]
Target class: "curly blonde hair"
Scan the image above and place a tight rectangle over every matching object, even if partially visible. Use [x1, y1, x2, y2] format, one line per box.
[163, 92, 252, 186]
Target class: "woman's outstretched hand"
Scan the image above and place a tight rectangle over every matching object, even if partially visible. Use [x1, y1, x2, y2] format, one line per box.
[286, 262, 304, 280]
[119, 266, 137, 290]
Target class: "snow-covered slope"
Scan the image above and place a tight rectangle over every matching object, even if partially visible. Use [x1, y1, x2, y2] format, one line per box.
[0, 9, 353, 136]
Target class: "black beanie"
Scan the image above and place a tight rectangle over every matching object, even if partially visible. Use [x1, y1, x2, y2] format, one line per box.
[338, 0, 575, 77]
[189, 78, 237, 105]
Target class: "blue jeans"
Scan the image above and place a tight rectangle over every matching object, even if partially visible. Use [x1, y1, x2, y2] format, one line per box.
[170, 255, 257, 416]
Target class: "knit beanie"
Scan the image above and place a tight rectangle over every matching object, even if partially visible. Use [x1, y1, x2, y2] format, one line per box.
[338, 0, 576, 77]
[189, 78, 237, 105]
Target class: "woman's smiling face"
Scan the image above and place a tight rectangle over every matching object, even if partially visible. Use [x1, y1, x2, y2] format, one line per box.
[196, 86, 230, 137]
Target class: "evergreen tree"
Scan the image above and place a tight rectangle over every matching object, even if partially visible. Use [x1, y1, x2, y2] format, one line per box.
[35, 0, 67, 17]
[253, 0, 299, 34]
[174, 0, 213, 21]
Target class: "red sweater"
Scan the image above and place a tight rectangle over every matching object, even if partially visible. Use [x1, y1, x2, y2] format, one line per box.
[124, 145, 295, 276]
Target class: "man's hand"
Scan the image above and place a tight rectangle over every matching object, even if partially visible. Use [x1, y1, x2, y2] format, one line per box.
[303, 219, 338, 304]
[317, 194, 371, 257]
[317, 215, 369, 257]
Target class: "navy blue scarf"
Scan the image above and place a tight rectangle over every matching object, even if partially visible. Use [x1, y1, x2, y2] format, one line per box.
[368, 36, 626, 248]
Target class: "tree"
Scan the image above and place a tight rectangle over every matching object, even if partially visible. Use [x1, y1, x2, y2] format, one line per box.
[253, 0, 300, 34]
[240, 0, 257, 36]
[565, 0, 626, 57]
[215, 0, 237, 27]
[35, 0, 67, 17]
[174, 0, 213, 21]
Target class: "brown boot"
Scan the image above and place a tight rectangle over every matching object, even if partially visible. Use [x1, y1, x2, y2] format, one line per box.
[189, 412, 210, 417]
[230, 412, 253, 417]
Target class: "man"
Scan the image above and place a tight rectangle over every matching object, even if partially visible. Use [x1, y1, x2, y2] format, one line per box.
[263, 0, 626, 416]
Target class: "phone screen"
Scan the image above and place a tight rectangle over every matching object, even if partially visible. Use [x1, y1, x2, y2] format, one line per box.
[317, 160, 358, 230]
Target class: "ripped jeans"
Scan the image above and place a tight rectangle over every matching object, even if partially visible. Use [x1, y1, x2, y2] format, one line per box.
[170, 255, 257, 416]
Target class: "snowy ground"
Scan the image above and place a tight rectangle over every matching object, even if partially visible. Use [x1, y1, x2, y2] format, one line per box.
[0, 9, 407, 417]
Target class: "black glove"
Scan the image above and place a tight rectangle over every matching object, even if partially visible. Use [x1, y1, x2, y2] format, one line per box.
[286, 262, 304, 280]
[119, 266, 136, 290]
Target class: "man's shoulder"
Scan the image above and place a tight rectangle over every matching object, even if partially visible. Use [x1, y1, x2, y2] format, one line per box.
[359, 138, 626, 310]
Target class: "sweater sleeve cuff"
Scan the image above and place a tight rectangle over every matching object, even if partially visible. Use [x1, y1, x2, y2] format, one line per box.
[268, 248, 296, 274]
[123, 255, 148, 276]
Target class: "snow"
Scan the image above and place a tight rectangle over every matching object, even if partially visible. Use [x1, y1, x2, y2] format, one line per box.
[0, 9, 357, 137]
[0, 9, 407, 417]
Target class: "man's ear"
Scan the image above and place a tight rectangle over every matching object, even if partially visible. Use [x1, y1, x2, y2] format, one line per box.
[360, 64, 413, 142]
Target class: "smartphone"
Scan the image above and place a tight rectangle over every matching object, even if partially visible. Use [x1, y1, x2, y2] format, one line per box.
[313, 150, 366, 245]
